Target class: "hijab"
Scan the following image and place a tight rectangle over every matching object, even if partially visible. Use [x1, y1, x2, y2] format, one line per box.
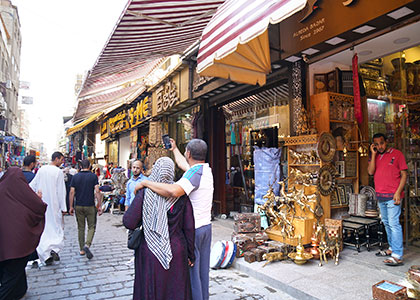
[142, 157, 178, 270]
[0, 167, 47, 261]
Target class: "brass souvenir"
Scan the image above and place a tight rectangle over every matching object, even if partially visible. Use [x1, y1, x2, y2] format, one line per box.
[317, 165, 337, 196]
[288, 235, 313, 265]
[317, 132, 336, 163]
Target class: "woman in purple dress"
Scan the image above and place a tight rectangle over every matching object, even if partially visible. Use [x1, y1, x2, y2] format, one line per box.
[123, 157, 195, 300]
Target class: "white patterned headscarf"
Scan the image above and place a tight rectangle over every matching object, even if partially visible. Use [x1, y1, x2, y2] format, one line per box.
[142, 157, 178, 270]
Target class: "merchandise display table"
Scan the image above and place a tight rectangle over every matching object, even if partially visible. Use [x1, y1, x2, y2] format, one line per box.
[343, 216, 385, 252]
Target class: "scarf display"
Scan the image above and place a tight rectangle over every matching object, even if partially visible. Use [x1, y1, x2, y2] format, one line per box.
[142, 157, 178, 269]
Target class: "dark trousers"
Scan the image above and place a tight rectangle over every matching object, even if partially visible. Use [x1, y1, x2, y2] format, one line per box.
[0, 256, 29, 300]
[75, 205, 97, 251]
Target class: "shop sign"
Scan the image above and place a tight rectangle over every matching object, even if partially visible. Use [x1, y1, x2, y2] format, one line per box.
[280, 0, 413, 59]
[127, 96, 150, 128]
[193, 72, 213, 92]
[101, 119, 109, 140]
[102, 96, 150, 139]
[156, 81, 179, 113]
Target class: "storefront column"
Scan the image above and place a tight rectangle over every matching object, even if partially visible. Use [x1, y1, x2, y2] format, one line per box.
[289, 61, 306, 136]
[209, 106, 226, 214]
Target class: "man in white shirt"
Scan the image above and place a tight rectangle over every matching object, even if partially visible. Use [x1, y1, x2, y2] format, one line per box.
[135, 138, 214, 300]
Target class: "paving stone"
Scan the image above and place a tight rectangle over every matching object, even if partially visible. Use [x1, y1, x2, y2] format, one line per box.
[70, 286, 98, 296]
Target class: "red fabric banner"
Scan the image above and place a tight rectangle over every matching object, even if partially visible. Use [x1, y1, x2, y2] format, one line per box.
[352, 54, 363, 124]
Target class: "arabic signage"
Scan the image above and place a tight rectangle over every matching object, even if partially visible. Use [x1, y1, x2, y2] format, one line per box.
[101, 95, 150, 140]
[280, 0, 413, 59]
[156, 81, 179, 114]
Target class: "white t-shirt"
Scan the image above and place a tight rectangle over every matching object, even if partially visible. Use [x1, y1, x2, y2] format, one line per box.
[176, 163, 214, 229]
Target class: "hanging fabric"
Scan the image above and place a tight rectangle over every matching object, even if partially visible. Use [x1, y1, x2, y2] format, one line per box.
[352, 54, 363, 124]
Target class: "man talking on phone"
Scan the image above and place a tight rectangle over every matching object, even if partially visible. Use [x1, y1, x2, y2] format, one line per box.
[135, 138, 213, 300]
[368, 133, 407, 266]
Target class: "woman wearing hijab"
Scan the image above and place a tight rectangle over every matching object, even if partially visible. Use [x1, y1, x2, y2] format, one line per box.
[0, 167, 46, 300]
[123, 157, 195, 300]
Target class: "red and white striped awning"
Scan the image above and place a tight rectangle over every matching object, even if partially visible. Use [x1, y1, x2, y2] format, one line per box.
[197, 0, 307, 86]
[74, 83, 146, 122]
[80, 0, 225, 97]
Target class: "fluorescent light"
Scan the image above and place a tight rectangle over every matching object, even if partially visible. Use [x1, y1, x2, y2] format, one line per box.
[325, 37, 346, 45]
[302, 48, 320, 55]
[353, 25, 376, 34]
[285, 56, 301, 62]
[387, 7, 414, 20]
[393, 37, 410, 44]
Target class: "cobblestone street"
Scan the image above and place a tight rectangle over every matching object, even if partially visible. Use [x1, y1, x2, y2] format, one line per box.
[22, 213, 295, 300]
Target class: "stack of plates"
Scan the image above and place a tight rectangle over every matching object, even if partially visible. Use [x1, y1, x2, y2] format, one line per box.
[210, 240, 237, 269]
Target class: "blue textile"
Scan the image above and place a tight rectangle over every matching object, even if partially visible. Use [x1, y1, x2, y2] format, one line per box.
[22, 171, 35, 183]
[378, 197, 403, 259]
[190, 224, 211, 300]
[253, 147, 281, 205]
[125, 174, 148, 206]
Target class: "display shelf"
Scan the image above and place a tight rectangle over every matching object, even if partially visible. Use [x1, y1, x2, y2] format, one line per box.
[289, 164, 320, 167]
[330, 120, 355, 124]
[331, 205, 349, 209]
[336, 148, 358, 152]
[337, 177, 357, 180]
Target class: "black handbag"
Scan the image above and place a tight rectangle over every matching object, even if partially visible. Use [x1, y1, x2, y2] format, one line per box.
[127, 225, 143, 250]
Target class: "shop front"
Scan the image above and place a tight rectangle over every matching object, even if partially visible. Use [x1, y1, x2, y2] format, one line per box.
[101, 93, 151, 169]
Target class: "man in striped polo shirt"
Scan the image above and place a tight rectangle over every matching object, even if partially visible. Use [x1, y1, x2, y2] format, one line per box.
[135, 138, 214, 300]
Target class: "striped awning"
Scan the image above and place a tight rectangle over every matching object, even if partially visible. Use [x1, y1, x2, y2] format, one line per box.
[74, 83, 146, 122]
[67, 112, 102, 136]
[197, 0, 307, 86]
[80, 0, 225, 97]
[222, 84, 289, 115]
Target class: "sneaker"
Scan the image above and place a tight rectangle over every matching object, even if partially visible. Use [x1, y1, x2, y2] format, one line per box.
[45, 257, 54, 266]
[50, 250, 60, 261]
[83, 246, 93, 260]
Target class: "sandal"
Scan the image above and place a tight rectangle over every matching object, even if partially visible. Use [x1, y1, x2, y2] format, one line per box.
[384, 257, 403, 266]
[375, 250, 391, 257]
[79, 250, 86, 256]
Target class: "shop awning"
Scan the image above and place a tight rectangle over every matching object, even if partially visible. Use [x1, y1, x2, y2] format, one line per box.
[74, 83, 146, 122]
[66, 112, 102, 136]
[197, 0, 307, 86]
[80, 0, 225, 97]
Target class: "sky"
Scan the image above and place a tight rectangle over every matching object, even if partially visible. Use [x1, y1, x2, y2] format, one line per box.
[12, 0, 128, 154]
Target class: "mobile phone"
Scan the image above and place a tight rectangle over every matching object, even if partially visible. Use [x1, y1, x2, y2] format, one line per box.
[373, 147, 377, 152]
[162, 134, 171, 149]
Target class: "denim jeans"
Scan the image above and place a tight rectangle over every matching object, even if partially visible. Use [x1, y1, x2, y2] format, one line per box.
[378, 199, 403, 259]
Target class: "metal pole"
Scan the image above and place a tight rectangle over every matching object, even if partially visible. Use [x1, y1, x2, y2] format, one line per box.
[237, 153, 249, 203]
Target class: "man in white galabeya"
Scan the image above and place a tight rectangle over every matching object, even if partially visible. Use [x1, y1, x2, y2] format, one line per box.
[30, 151, 67, 266]
[135, 138, 214, 300]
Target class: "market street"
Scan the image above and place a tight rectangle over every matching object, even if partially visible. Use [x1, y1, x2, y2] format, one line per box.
[22, 213, 297, 300]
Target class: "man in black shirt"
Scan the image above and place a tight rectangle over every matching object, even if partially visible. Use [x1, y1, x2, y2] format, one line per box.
[22, 155, 36, 183]
[69, 160, 102, 259]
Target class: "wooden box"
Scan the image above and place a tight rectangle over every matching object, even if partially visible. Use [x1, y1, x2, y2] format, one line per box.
[372, 280, 408, 300]
[244, 251, 256, 263]
[251, 248, 266, 262]
[266, 218, 316, 246]
[233, 213, 261, 233]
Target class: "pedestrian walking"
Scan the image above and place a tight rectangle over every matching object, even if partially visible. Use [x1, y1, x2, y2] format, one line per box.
[368, 133, 407, 266]
[0, 167, 46, 300]
[125, 159, 148, 210]
[63, 167, 73, 214]
[22, 155, 36, 183]
[135, 138, 214, 300]
[69, 159, 103, 259]
[124, 157, 195, 300]
[29, 151, 67, 266]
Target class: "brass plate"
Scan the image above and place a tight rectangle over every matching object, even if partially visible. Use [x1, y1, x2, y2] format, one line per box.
[317, 164, 337, 196]
[317, 132, 336, 163]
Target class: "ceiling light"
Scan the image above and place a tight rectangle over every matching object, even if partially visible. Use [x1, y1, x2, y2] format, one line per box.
[208, 93, 215, 96]
[215, 90, 222, 94]
[387, 7, 414, 19]
[325, 37, 346, 45]
[285, 56, 301, 62]
[359, 50, 373, 56]
[227, 84, 235, 88]
[393, 37, 410, 44]
[353, 25, 376, 34]
[302, 48, 320, 55]
[272, 64, 281, 69]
